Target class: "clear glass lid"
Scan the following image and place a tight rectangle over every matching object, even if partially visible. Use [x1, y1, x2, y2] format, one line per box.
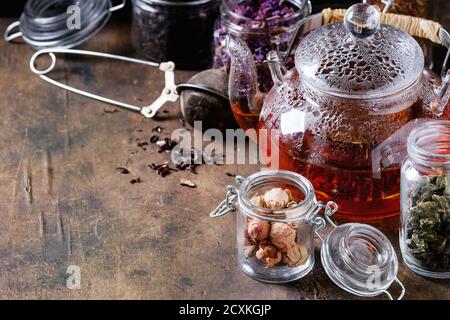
[295, 3, 424, 99]
[321, 223, 399, 298]
[5, 0, 125, 49]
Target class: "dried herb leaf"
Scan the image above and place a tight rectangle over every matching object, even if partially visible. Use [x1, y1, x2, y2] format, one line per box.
[130, 177, 142, 184]
[116, 167, 130, 174]
[180, 179, 196, 188]
[406, 173, 450, 271]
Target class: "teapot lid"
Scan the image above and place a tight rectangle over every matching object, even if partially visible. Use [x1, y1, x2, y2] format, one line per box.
[295, 3, 424, 99]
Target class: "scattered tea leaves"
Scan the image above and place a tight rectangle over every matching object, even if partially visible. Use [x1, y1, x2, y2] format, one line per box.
[137, 140, 149, 148]
[149, 163, 178, 177]
[156, 138, 178, 153]
[130, 177, 142, 184]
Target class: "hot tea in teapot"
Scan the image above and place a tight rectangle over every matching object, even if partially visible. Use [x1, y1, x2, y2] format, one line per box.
[227, 3, 450, 220]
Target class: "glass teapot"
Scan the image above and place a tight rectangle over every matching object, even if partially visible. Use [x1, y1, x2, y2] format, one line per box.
[226, 3, 450, 220]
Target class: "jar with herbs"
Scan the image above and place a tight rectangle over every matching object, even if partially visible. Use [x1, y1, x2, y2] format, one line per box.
[132, 0, 220, 69]
[400, 120, 450, 279]
[213, 0, 311, 93]
[210, 170, 405, 300]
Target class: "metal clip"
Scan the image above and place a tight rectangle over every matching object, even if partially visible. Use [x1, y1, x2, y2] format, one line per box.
[210, 186, 238, 218]
[29, 48, 177, 117]
[308, 201, 338, 241]
[383, 278, 406, 300]
[141, 62, 178, 118]
[4, 20, 22, 42]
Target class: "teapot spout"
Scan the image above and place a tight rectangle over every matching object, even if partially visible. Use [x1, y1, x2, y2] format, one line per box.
[225, 33, 263, 117]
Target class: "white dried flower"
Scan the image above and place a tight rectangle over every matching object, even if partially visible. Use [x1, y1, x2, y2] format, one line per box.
[283, 245, 308, 268]
[250, 195, 265, 207]
[270, 222, 297, 252]
[263, 188, 291, 209]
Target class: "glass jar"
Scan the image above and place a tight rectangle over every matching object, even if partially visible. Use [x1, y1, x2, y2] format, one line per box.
[400, 120, 450, 279]
[131, 0, 220, 70]
[211, 170, 405, 299]
[213, 0, 311, 93]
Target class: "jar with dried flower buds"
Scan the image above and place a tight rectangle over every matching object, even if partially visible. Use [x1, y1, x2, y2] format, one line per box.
[214, 171, 319, 282]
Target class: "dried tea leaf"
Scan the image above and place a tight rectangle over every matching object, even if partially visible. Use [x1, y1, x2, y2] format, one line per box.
[150, 135, 159, 143]
[130, 177, 142, 184]
[104, 108, 119, 113]
[180, 179, 196, 188]
[406, 173, 450, 271]
[116, 167, 130, 174]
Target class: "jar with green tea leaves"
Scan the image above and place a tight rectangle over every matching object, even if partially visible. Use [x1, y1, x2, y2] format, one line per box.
[401, 120, 450, 279]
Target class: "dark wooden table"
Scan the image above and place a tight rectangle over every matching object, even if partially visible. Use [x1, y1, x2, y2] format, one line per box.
[0, 18, 449, 300]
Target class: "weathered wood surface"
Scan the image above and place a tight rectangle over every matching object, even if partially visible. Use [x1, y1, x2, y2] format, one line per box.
[0, 19, 448, 300]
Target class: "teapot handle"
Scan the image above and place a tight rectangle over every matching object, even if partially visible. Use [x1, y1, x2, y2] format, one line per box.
[285, 8, 450, 67]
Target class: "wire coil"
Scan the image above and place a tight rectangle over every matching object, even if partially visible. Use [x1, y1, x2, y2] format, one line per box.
[4, 0, 125, 49]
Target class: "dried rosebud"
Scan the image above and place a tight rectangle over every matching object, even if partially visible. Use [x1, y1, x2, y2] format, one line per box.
[283, 245, 308, 268]
[243, 229, 257, 258]
[269, 222, 296, 253]
[247, 218, 270, 241]
[256, 242, 282, 268]
[264, 188, 291, 209]
[286, 201, 298, 208]
[244, 244, 257, 258]
[250, 195, 265, 207]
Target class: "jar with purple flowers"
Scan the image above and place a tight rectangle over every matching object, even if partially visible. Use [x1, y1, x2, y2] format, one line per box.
[213, 0, 311, 93]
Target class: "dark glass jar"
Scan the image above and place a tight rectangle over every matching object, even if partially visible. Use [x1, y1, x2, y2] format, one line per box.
[132, 0, 220, 70]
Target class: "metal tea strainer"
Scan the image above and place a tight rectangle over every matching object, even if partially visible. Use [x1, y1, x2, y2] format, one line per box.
[30, 48, 229, 119]
[5, 0, 229, 120]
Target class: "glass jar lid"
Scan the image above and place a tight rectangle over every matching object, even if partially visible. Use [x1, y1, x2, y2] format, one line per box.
[5, 0, 125, 49]
[295, 3, 424, 99]
[321, 223, 400, 298]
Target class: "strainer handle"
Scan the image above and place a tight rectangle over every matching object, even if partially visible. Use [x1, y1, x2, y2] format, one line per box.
[29, 48, 177, 118]
[4, 21, 22, 42]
